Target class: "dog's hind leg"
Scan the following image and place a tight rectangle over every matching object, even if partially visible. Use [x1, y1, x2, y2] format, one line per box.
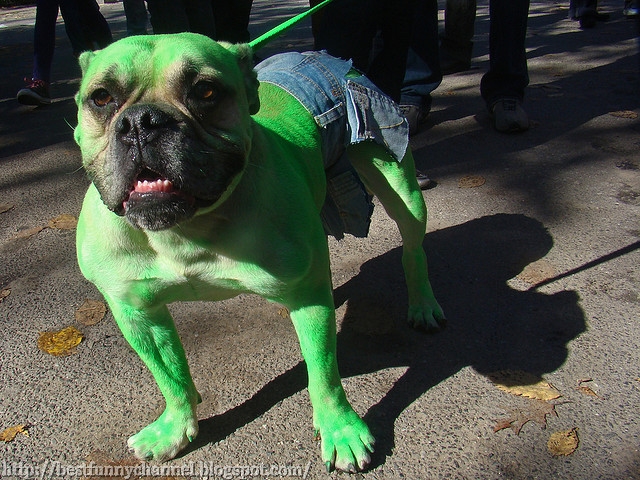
[348, 141, 445, 332]
[106, 298, 200, 462]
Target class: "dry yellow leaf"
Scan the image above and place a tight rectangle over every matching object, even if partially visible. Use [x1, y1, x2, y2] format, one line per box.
[488, 370, 562, 401]
[548, 428, 579, 456]
[0, 424, 29, 442]
[48, 214, 78, 230]
[609, 110, 638, 119]
[517, 260, 557, 285]
[576, 378, 600, 397]
[459, 175, 486, 188]
[278, 307, 290, 318]
[0, 203, 14, 214]
[577, 386, 599, 397]
[493, 399, 558, 434]
[0, 289, 10, 303]
[16, 225, 45, 239]
[75, 299, 107, 326]
[38, 326, 83, 356]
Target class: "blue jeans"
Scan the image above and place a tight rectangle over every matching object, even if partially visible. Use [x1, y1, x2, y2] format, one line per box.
[400, 0, 442, 110]
[479, 0, 530, 106]
[255, 51, 409, 239]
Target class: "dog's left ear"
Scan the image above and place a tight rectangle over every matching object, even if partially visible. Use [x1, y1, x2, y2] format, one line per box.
[225, 43, 260, 115]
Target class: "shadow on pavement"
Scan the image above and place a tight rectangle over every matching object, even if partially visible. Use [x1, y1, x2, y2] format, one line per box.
[188, 213, 586, 469]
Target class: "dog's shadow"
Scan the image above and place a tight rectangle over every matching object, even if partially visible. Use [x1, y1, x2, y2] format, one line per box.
[189, 213, 586, 468]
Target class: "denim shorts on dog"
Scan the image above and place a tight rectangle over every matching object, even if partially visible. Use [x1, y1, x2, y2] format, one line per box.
[255, 51, 409, 239]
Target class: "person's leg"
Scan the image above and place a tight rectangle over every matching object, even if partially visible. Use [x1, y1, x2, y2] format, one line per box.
[440, 0, 476, 72]
[75, 0, 113, 49]
[568, 0, 597, 19]
[18, 0, 57, 104]
[313, 0, 376, 72]
[480, 0, 530, 132]
[211, 0, 253, 43]
[401, 0, 441, 113]
[59, 0, 91, 55]
[183, 0, 216, 38]
[123, 0, 148, 35]
[367, 0, 417, 102]
[145, 0, 191, 34]
[32, 0, 59, 83]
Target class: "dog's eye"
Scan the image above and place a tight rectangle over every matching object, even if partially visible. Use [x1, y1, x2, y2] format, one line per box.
[192, 81, 217, 101]
[91, 89, 114, 107]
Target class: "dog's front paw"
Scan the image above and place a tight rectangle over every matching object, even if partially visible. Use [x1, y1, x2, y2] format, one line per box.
[315, 409, 375, 473]
[407, 300, 446, 333]
[128, 408, 198, 462]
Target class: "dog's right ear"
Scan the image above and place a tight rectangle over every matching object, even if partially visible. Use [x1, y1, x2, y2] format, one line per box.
[78, 51, 96, 76]
[226, 43, 260, 115]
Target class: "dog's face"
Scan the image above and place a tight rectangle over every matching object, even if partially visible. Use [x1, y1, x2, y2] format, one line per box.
[74, 33, 260, 230]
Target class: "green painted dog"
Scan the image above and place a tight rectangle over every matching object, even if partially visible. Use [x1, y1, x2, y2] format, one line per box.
[74, 33, 444, 472]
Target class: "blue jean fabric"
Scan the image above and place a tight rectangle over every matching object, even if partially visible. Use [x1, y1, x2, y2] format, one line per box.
[255, 51, 409, 239]
[401, 0, 442, 109]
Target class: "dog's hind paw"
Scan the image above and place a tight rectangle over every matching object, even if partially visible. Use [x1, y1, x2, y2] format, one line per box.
[127, 408, 198, 462]
[316, 410, 375, 473]
[407, 301, 446, 333]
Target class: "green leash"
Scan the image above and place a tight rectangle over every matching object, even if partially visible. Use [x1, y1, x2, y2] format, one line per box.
[248, 0, 336, 51]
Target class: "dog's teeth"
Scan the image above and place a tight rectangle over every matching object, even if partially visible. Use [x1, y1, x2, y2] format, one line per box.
[134, 178, 173, 193]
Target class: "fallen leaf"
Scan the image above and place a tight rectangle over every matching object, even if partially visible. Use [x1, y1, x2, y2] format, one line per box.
[459, 175, 486, 188]
[548, 427, 579, 456]
[609, 110, 638, 119]
[38, 326, 83, 356]
[48, 214, 78, 230]
[576, 378, 600, 398]
[75, 299, 106, 326]
[278, 307, 290, 318]
[15, 225, 45, 239]
[488, 370, 562, 401]
[493, 399, 559, 434]
[0, 424, 29, 442]
[517, 259, 557, 285]
[0, 289, 10, 303]
[0, 203, 14, 214]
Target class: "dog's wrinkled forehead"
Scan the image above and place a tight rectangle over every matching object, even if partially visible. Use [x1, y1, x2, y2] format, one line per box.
[78, 33, 245, 98]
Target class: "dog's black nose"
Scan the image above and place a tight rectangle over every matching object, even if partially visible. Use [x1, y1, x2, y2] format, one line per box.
[116, 105, 174, 146]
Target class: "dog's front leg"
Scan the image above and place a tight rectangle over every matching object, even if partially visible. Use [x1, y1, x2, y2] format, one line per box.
[108, 298, 199, 462]
[289, 302, 375, 473]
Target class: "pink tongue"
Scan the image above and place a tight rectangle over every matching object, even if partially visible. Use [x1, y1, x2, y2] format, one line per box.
[134, 179, 173, 193]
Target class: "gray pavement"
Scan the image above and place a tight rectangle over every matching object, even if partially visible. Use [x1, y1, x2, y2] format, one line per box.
[1, 1, 639, 478]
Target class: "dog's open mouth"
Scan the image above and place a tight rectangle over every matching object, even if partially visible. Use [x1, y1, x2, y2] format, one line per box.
[117, 167, 204, 230]
[123, 168, 195, 211]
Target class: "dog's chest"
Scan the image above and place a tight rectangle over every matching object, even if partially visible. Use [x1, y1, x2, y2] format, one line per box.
[141, 231, 290, 303]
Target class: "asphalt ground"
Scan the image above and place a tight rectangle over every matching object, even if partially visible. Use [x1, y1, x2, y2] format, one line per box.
[1, 1, 639, 479]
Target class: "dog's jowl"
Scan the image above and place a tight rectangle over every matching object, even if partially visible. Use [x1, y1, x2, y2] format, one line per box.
[74, 33, 445, 472]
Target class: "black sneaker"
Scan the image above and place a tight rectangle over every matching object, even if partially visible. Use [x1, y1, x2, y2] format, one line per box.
[17, 78, 51, 106]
